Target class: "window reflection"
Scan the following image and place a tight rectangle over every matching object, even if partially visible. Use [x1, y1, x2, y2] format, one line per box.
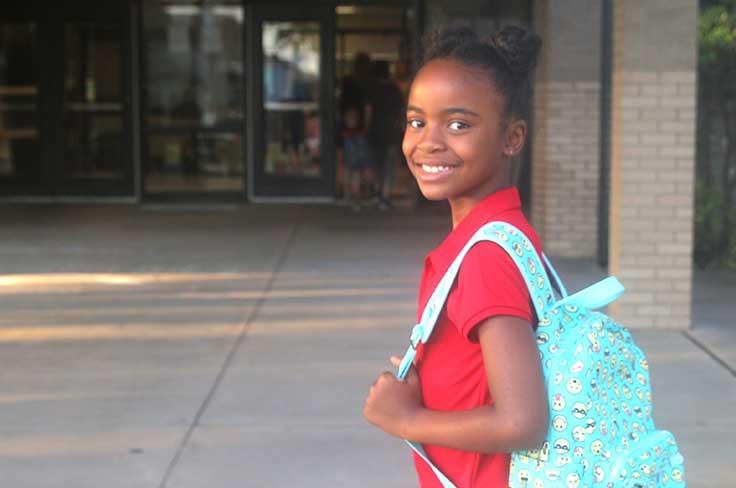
[146, 132, 242, 193]
[143, 1, 243, 130]
[142, 0, 244, 195]
[262, 22, 321, 178]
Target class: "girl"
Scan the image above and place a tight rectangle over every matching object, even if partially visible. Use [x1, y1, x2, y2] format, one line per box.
[363, 25, 549, 487]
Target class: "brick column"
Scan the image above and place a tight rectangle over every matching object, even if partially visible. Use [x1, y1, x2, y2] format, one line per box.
[531, 0, 602, 257]
[608, 0, 697, 328]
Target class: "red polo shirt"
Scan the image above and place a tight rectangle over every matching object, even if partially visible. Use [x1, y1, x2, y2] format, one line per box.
[412, 187, 543, 488]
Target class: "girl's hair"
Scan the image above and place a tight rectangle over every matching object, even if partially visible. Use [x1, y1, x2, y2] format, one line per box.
[419, 24, 542, 121]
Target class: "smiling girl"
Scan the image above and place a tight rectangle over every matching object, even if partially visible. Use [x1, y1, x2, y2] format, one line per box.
[364, 25, 548, 487]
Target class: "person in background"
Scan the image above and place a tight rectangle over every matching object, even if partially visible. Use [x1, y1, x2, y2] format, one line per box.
[366, 60, 404, 210]
[337, 52, 376, 208]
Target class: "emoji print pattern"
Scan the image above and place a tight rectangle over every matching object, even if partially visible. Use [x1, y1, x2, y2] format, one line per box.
[468, 224, 688, 488]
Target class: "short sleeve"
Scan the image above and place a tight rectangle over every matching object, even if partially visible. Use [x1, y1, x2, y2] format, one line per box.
[444, 241, 535, 342]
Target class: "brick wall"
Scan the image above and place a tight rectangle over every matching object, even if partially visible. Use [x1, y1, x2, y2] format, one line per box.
[608, 0, 697, 328]
[531, 0, 602, 257]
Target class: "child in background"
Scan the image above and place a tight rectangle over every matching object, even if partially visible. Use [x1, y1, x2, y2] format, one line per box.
[340, 107, 374, 209]
[364, 25, 549, 487]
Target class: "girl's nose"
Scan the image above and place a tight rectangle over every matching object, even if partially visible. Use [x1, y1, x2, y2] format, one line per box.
[416, 125, 446, 153]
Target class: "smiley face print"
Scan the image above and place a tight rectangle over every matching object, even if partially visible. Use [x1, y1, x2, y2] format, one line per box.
[572, 426, 586, 442]
[567, 378, 583, 395]
[553, 415, 568, 432]
[552, 393, 566, 411]
[554, 455, 572, 467]
[517, 469, 530, 482]
[588, 333, 600, 352]
[553, 370, 564, 385]
[570, 360, 584, 374]
[513, 241, 524, 257]
[571, 402, 587, 419]
[594, 465, 605, 482]
[545, 469, 560, 482]
[554, 439, 570, 455]
[565, 472, 581, 488]
[590, 440, 604, 456]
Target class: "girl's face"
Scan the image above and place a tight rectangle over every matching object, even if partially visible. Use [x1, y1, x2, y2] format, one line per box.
[403, 59, 524, 212]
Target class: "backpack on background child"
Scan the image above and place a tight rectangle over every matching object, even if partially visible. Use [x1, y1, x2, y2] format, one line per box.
[395, 222, 686, 488]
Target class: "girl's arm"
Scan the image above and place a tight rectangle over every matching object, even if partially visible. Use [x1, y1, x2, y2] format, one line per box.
[364, 315, 548, 454]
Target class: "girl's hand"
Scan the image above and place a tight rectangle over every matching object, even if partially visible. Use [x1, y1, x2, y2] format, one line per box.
[363, 356, 423, 439]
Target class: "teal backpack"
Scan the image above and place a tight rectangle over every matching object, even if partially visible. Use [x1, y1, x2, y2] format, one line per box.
[395, 221, 686, 488]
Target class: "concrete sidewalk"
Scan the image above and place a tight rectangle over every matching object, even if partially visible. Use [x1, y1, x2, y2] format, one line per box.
[0, 204, 733, 487]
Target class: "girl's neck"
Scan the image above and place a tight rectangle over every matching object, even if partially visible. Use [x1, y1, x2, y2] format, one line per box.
[449, 179, 511, 229]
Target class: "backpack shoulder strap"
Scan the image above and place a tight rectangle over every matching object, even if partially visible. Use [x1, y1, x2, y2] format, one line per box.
[397, 221, 555, 379]
[395, 221, 558, 488]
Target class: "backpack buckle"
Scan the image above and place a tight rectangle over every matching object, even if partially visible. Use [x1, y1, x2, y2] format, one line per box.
[409, 323, 424, 350]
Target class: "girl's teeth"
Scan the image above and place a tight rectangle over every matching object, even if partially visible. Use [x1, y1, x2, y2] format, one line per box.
[422, 165, 451, 173]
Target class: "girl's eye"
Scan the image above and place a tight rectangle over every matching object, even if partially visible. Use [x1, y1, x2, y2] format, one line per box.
[448, 120, 469, 131]
[407, 119, 424, 129]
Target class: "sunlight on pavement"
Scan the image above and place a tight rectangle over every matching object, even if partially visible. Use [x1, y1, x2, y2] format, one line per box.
[0, 272, 272, 293]
[181, 287, 410, 300]
[0, 324, 244, 343]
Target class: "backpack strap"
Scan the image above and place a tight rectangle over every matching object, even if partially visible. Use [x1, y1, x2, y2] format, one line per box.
[543, 252, 568, 298]
[395, 221, 557, 488]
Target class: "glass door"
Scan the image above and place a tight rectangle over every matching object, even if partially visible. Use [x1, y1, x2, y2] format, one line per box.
[58, 19, 129, 192]
[0, 1, 132, 198]
[52, 1, 132, 196]
[140, 0, 244, 199]
[0, 17, 43, 194]
[249, 5, 335, 200]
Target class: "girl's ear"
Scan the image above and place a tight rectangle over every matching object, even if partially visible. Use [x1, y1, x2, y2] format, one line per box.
[503, 119, 527, 157]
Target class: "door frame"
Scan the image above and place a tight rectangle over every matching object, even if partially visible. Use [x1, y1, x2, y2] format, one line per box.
[246, 3, 337, 202]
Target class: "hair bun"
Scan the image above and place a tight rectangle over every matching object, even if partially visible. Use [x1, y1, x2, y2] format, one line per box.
[488, 25, 542, 77]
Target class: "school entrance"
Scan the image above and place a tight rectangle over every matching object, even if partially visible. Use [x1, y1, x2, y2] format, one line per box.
[0, 1, 418, 202]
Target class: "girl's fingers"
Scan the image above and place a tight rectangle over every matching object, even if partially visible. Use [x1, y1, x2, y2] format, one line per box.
[390, 356, 402, 366]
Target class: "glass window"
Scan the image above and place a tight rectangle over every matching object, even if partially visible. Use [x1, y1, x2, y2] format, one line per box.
[145, 132, 242, 193]
[0, 22, 39, 178]
[262, 21, 321, 178]
[142, 1, 243, 131]
[142, 0, 244, 195]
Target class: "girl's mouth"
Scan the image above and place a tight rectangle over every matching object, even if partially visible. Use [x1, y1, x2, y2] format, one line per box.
[414, 162, 458, 182]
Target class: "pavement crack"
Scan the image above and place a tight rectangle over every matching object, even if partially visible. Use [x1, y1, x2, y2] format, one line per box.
[158, 223, 299, 488]
[681, 330, 736, 378]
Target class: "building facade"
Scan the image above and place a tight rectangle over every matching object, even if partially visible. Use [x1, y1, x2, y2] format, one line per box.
[0, 0, 698, 327]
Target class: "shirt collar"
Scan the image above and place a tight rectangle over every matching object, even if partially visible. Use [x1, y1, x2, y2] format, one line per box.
[425, 187, 523, 275]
